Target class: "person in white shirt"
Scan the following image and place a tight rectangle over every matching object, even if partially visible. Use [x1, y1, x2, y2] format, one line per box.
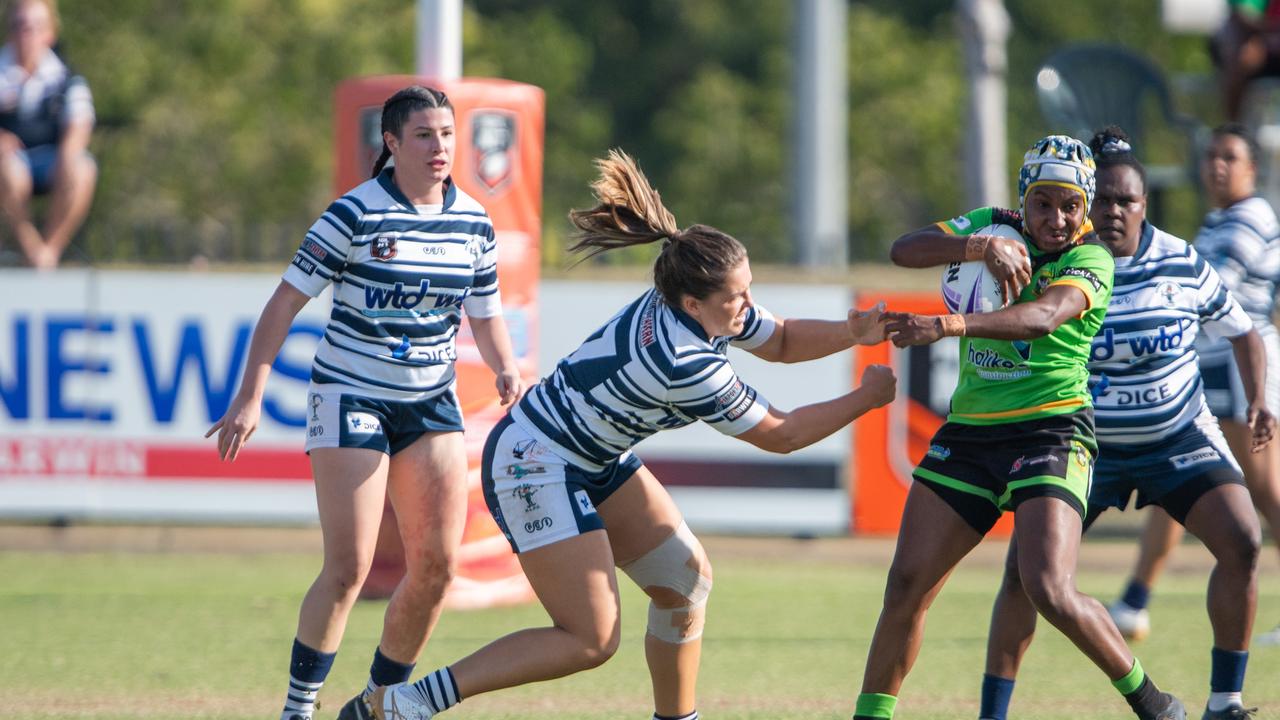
[0, 0, 95, 270]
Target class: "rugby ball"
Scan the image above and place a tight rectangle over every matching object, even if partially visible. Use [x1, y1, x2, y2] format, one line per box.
[940, 224, 1023, 314]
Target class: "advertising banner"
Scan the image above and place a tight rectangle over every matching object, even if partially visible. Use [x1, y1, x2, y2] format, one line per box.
[851, 292, 1015, 537]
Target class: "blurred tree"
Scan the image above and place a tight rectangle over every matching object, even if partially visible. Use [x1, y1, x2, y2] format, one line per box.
[49, 0, 1218, 266]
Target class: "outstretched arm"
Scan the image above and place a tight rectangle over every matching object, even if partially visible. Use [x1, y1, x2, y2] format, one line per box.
[735, 364, 896, 454]
[206, 281, 311, 460]
[886, 284, 1088, 346]
[748, 302, 887, 363]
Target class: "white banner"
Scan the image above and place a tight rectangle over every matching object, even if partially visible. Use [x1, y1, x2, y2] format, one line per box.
[0, 269, 855, 533]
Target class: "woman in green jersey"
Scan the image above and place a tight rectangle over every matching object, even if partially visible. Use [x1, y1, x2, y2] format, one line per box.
[850, 136, 1185, 720]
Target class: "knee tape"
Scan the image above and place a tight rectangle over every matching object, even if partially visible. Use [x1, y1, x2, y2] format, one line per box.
[619, 521, 712, 644]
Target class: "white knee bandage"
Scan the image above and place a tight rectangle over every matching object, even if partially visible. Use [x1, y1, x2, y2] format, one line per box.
[619, 522, 712, 644]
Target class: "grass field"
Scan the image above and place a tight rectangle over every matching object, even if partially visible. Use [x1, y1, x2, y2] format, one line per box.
[2, 527, 1279, 720]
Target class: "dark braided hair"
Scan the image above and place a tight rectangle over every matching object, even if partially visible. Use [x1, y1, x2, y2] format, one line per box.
[1088, 125, 1146, 193]
[370, 85, 453, 178]
[568, 149, 747, 304]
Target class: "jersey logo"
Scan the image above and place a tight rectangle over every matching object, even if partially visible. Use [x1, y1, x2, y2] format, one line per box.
[302, 238, 328, 262]
[1156, 280, 1180, 307]
[472, 111, 516, 194]
[371, 235, 398, 261]
[723, 386, 756, 421]
[365, 280, 432, 316]
[714, 379, 745, 411]
[291, 254, 317, 275]
[1057, 266, 1103, 292]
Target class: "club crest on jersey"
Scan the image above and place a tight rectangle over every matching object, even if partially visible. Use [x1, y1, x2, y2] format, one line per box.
[1156, 280, 1180, 307]
[371, 235, 398, 261]
[472, 111, 516, 194]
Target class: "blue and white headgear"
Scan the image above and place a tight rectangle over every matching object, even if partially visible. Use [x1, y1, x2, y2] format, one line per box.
[1018, 135, 1096, 213]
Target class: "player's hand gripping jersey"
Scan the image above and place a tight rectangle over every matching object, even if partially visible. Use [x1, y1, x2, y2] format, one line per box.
[512, 288, 776, 472]
[937, 207, 1115, 425]
[282, 170, 501, 401]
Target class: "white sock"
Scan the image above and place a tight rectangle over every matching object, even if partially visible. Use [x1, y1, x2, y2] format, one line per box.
[282, 676, 324, 720]
[1208, 691, 1243, 712]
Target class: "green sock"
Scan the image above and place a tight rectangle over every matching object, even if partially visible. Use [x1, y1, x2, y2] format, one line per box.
[1111, 658, 1145, 695]
[853, 692, 898, 719]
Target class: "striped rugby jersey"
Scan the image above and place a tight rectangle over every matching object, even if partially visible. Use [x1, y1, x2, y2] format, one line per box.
[282, 169, 501, 401]
[511, 288, 776, 472]
[1089, 222, 1252, 445]
[1194, 195, 1280, 365]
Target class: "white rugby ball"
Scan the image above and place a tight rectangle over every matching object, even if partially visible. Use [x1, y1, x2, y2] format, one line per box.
[940, 223, 1023, 314]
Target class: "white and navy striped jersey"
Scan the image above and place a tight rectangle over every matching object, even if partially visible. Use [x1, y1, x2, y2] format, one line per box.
[512, 288, 776, 472]
[0, 46, 94, 148]
[1195, 195, 1280, 364]
[282, 170, 501, 401]
[1088, 222, 1252, 445]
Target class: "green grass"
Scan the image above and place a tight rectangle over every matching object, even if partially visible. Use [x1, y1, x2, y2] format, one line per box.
[1, 538, 1278, 719]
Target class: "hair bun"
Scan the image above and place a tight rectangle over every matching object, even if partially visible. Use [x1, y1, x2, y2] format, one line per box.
[1089, 124, 1132, 156]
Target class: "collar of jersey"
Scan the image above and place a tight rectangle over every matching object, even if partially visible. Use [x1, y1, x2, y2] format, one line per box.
[377, 167, 457, 213]
[667, 301, 711, 342]
[1132, 220, 1154, 260]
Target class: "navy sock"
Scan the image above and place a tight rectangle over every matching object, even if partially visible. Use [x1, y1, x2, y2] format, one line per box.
[368, 646, 416, 690]
[1210, 647, 1248, 693]
[979, 674, 1015, 720]
[1120, 579, 1150, 610]
[283, 638, 336, 719]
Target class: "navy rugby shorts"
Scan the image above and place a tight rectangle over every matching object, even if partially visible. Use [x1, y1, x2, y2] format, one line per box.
[303, 383, 464, 455]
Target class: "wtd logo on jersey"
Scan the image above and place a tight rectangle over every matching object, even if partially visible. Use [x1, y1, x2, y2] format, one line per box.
[364, 279, 432, 317]
[1090, 319, 1192, 362]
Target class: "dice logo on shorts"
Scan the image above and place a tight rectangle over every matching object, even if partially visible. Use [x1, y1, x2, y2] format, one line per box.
[345, 412, 380, 434]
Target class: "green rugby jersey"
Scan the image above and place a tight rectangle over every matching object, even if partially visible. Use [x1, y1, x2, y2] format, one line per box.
[936, 207, 1114, 425]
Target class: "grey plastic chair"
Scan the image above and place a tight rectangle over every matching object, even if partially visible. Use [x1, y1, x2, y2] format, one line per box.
[1035, 43, 1204, 224]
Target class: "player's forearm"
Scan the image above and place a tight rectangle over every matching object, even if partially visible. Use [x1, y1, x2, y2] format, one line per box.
[889, 227, 965, 268]
[775, 318, 855, 363]
[960, 302, 1062, 340]
[766, 388, 882, 453]
[469, 314, 519, 375]
[1229, 329, 1267, 407]
[237, 284, 309, 401]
